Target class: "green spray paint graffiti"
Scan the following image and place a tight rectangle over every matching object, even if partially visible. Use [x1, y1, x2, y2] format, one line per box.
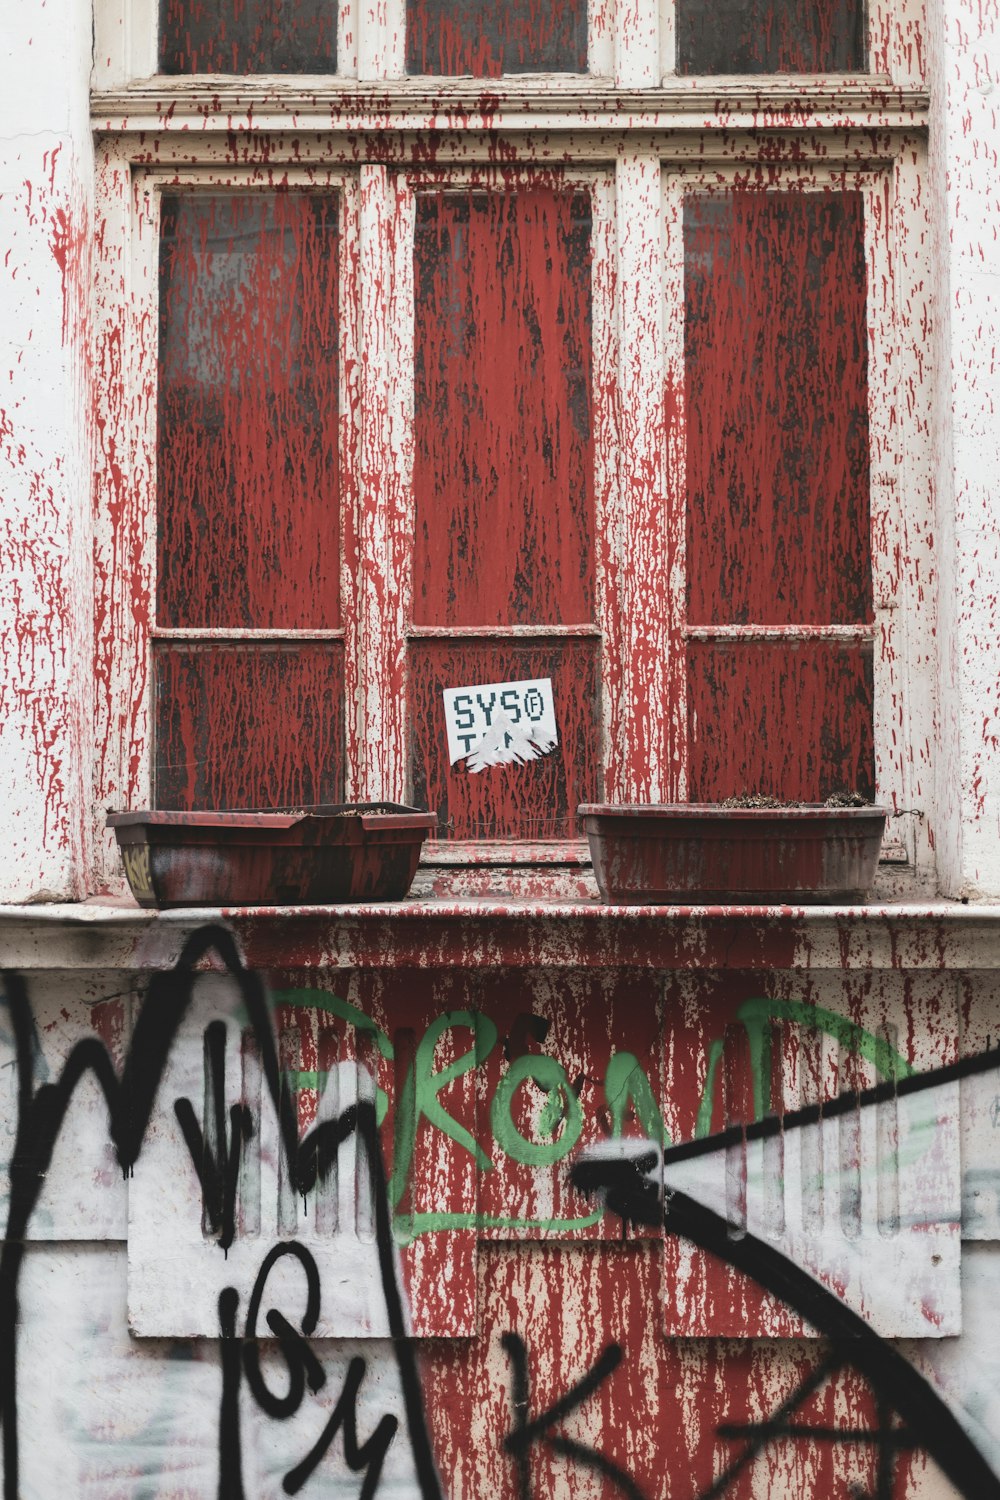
[268, 990, 913, 1240]
[695, 998, 914, 1138]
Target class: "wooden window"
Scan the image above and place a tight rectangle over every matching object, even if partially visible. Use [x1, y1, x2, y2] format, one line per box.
[665, 170, 895, 807]
[141, 163, 910, 844]
[153, 190, 349, 809]
[407, 187, 600, 838]
[97, 0, 920, 87]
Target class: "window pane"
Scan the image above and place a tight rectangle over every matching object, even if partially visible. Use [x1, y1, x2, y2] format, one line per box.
[408, 641, 601, 839]
[159, 0, 336, 73]
[157, 193, 340, 630]
[687, 640, 875, 802]
[685, 190, 871, 628]
[676, 0, 865, 74]
[153, 645, 345, 809]
[406, 0, 587, 75]
[413, 189, 594, 627]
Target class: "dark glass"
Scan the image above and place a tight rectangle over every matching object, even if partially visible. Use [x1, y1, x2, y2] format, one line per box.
[676, 0, 866, 74]
[684, 191, 871, 628]
[406, 0, 587, 75]
[153, 645, 345, 809]
[159, 0, 336, 73]
[686, 639, 875, 802]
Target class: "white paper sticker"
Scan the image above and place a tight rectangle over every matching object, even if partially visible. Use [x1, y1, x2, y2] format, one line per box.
[443, 677, 559, 771]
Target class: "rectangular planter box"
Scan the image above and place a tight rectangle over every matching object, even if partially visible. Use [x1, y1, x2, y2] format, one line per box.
[578, 804, 888, 905]
[107, 804, 438, 908]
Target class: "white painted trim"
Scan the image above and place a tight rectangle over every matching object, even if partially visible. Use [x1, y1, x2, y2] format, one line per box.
[612, 150, 670, 800]
[616, 0, 658, 86]
[93, 0, 357, 84]
[890, 145, 936, 874]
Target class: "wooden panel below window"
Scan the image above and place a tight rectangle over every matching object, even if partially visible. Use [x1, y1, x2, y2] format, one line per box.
[408, 639, 600, 840]
[153, 644, 345, 810]
[686, 639, 874, 802]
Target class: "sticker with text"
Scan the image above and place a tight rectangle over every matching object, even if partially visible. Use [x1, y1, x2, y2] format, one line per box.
[443, 678, 559, 772]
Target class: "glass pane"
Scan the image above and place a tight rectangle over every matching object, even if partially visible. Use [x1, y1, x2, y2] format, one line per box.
[408, 640, 601, 839]
[153, 644, 345, 809]
[157, 193, 340, 630]
[406, 0, 587, 75]
[687, 640, 875, 802]
[685, 191, 871, 627]
[159, 0, 336, 73]
[413, 190, 594, 627]
[676, 0, 865, 74]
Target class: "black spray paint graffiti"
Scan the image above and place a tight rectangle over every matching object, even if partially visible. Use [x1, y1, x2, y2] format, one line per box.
[5, 924, 1000, 1497]
[0, 925, 443, 1500]
[571, 1082, 1000, 1500]
[502, 1333, 644, 1500]
[218, 1240, 400, 1498]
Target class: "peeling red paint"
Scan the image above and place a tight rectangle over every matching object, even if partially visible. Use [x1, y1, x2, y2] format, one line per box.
[157, 192, 341, 632]
[412, 188, 594, 630]
[153, 643, 345, 809]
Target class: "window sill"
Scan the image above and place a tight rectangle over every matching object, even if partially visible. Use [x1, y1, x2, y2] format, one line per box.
[91, 77, 928, 137]
[2, 894, 999, 973]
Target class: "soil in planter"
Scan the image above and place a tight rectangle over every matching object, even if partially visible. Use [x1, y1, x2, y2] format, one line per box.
[719, 791, 872, 809]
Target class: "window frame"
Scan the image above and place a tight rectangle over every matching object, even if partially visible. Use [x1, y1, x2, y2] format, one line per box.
[96, 0, 926, 91]
[89, 0, 932, 892]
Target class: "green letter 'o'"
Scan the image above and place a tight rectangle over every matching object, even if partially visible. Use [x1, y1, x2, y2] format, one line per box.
[490, 1055, 583, 1166]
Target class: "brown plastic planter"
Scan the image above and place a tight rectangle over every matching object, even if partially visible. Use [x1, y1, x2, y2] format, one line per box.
[578, 804, 888, 905]
[107, 804, 438, 909]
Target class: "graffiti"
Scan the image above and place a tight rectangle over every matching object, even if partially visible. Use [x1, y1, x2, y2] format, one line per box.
[175, 1018, 253, 1252]
[502, 1333, 644, 1500]
[571, 1045, 1000, 1500]
[219, 1240, 403, 1497]
[268, 985, 914, 1240]
[0, 926, 443, 1500]
[3, 923, 1000, 1496]
[709, 1356, 912, 1500]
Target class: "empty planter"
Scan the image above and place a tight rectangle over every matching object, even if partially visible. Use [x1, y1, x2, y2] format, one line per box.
[578, 803, 888, 905]
[107, 803, 438, 908]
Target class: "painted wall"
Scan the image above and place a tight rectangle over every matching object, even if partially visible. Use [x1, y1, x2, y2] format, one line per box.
[930, 0, 1000, 898]
[2, 918, 1000, 1497]
[0, 0, 94, 903]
